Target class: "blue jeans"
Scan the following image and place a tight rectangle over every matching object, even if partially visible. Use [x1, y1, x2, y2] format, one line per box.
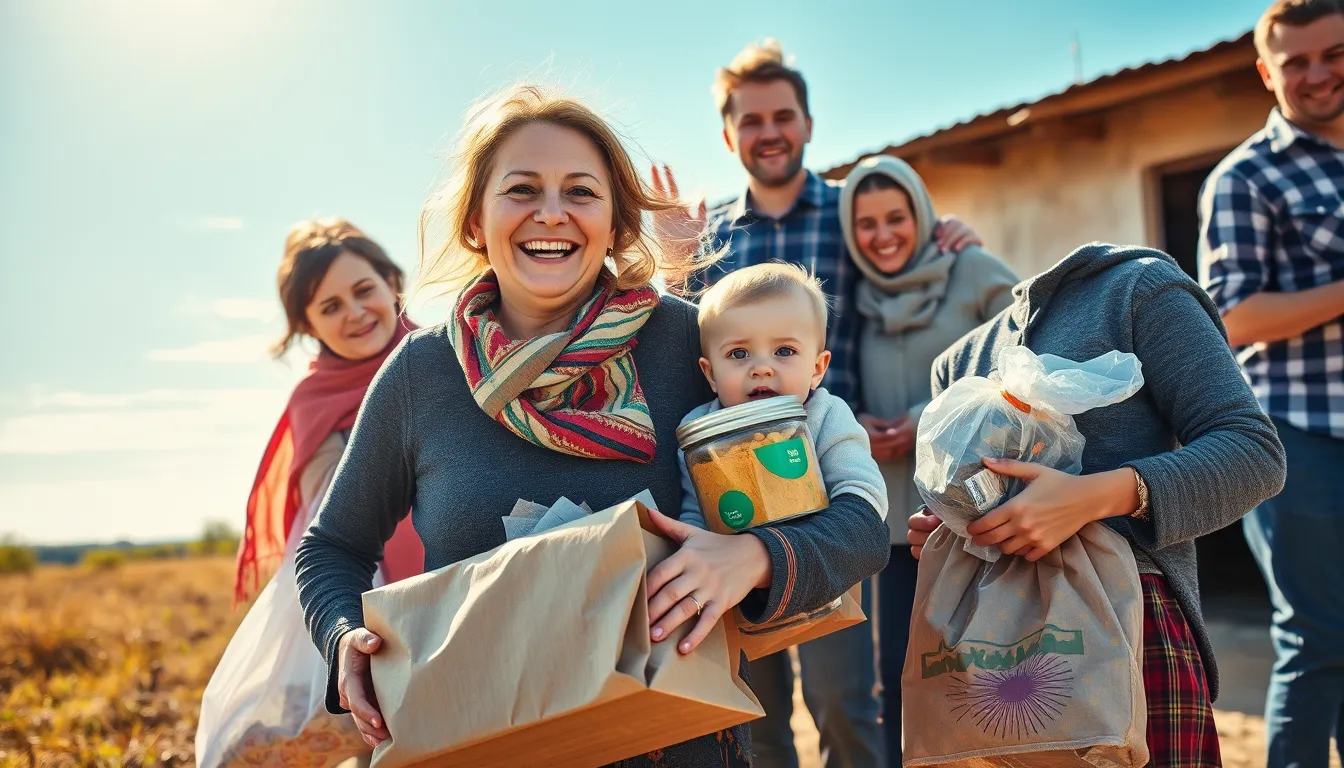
[748, 578, 885, 768]
[876, 546, 919, 767]
[1243, 417, 1344, 768]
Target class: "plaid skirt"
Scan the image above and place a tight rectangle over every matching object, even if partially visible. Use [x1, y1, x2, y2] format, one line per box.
[1141, 574, 1222, 767]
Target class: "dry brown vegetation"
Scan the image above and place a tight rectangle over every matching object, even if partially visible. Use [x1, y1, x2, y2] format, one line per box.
[0, 558, 242, 767]
[2, 557, 1334, 768]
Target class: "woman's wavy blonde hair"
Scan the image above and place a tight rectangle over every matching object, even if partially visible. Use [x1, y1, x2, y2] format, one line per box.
[418, 84, 701, 298]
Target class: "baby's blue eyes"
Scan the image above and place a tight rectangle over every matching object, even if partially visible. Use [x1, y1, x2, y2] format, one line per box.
[727, 347, 798, 360]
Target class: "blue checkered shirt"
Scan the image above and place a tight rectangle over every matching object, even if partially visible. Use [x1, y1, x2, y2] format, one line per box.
[1198, 108, 1344, 438]
[686, 171, 859, 407]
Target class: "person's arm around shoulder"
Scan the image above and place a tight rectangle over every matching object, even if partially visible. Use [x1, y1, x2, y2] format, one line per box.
[1200, 167, 1344, 345]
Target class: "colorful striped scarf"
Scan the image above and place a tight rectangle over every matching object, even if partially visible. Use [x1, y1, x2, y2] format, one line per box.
[450, 270, 660, 463]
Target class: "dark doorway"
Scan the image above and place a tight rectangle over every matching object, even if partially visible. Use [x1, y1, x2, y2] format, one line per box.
[1157, 158, 1271, 617]
[1159, 163, 1217, 280]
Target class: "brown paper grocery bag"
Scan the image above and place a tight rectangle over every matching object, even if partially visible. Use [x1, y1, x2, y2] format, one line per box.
[729, 582, 865, 661]
[901, 522, 1147, 767]
[361, 500, 763, 768]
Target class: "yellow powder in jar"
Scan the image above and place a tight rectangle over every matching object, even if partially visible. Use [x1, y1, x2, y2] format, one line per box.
[687, 425, 830, 534]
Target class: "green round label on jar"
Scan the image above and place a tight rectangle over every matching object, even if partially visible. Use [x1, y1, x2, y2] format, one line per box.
[753, 437, 810, 479]
[718, 490, 755, 531]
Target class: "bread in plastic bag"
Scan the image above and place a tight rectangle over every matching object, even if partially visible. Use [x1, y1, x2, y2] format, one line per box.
[913, 346, 1144, 561]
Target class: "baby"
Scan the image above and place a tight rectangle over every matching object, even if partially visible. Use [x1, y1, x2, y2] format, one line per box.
[678, 262, 888, 530]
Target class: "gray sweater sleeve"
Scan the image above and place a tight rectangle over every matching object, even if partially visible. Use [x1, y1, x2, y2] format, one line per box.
[1121, 265, 1287, 549]
[296, 341, 416, 712]
[738, 494, 890, 624]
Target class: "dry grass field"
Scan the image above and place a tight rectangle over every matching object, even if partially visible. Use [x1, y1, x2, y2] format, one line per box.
[0, 558, 242, 767]
[2, 557, 1333, 768]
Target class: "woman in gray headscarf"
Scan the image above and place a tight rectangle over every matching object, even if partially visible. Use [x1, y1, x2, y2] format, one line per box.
[839, 155, 1019, 766]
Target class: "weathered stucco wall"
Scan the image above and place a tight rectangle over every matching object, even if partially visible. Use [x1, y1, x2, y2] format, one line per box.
[912, 76, 1276, 278]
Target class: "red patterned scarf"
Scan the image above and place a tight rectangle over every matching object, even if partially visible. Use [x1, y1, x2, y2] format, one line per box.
[234, 318, 424, 604]
[450, 270, 659, 463]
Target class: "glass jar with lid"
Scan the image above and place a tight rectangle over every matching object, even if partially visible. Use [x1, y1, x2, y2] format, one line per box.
[677, 395, 842, 635]
[676, 395, 829, 536]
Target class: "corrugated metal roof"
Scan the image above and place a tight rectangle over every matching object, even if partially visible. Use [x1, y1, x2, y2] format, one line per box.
[822, 30, 1255, 179]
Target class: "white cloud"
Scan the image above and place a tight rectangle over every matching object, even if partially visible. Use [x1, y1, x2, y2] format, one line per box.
[0, 385, 299, 542]
[25, 388, 224, 410]
[0, 388, 289, 455]
[147, 334, 274, 364]
[0, 450, 259, 544]
[0, 385, 313, 541]
[178, 296, 277, 322]
[179, 215, 245, 232]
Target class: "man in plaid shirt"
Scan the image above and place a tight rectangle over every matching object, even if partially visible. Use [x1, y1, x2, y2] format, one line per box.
[1198, 2, 1344, 765]
[654, 47, 978, 413]
[653, 40, 981, 768]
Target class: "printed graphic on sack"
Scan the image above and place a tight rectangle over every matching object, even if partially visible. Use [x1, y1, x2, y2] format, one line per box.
[921, 624, 1082, 740]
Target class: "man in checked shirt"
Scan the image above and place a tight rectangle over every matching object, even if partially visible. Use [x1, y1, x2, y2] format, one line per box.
[651, 40, 982, 768]
[1198, 2, 1344, 766]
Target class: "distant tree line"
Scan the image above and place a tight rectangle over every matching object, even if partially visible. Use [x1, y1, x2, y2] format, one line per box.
[0, 521, 241, 574]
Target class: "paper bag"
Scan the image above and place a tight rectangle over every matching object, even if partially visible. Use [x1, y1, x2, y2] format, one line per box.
[362, 500, 764, 768]
[902, 522, 1147, 767]
[728, 582, 866, 661]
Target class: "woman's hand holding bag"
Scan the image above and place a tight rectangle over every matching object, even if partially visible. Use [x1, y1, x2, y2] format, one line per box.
[337, 628, 391, 747]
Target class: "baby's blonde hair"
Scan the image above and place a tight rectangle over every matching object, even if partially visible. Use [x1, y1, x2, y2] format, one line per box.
[697, 262, 829, 347]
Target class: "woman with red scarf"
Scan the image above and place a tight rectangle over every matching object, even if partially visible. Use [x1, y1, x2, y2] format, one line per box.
[234, 218, 423, 601]
[197, 218, 422, 768]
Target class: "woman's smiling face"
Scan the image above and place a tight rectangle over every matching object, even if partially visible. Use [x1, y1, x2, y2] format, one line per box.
[472, 121, 616, 317]
[302, 251, 399, 360]
[852, 185, 919, 274]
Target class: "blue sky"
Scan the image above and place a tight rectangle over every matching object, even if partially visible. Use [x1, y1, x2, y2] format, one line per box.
[0, 0, 1267, 543]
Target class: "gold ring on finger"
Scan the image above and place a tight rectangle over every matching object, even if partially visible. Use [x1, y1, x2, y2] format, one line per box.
[689, 595, 703, 616]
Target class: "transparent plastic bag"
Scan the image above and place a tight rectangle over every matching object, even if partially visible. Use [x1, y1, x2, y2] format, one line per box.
[196, 506, 376, 768]
[914, 347, 1144, 562]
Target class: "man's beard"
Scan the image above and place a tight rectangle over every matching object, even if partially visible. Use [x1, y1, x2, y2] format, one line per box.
[746, 143, 805, 188]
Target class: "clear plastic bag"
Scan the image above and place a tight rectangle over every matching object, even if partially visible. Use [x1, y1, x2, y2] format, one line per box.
[914, 347, 1144, 562]
[196, 504, 375, 768]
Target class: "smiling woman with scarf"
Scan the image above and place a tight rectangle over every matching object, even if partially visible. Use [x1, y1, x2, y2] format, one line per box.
[839, 155, 1019, 766]
[236, 219, 424, 604]
[197, 219, 423, 768]
[293, 85, 890, 766]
